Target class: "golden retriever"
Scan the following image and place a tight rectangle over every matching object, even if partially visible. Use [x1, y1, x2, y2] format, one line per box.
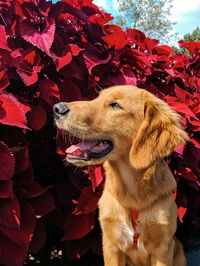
[53, 85, 188, 266]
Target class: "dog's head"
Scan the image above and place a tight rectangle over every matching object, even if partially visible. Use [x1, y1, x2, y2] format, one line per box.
[54, 86, 188, 169]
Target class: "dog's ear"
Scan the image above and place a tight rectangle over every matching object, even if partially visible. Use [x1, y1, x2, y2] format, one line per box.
[130, 92, 189, 169]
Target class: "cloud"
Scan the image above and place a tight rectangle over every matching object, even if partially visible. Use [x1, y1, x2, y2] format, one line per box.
[171, 0, 200, 21]
[93, 0, 119, 13]
[113, 0, 120, 10]
[170, 0, 200, 36]
[93, 0, 108, 10]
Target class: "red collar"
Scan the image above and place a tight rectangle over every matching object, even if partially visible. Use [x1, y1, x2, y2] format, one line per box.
[131, 208, 138, 227]
[131, 208, 139, 248]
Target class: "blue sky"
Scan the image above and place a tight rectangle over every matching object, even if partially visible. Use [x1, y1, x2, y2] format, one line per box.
[170, 0, 200, 36]
[94, 0, 200, 39]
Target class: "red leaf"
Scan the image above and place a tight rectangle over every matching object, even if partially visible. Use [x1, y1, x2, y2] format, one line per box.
[111, 68, 137, 86]
[16, 49, 42, 86]
[17, 67, 39, 86]
[190, 138, 200, 149]
[0, 141, 15, 181]
[102, 31, 129, 50]
[174, 143, 185, 157]
[31, 191, 55, 217]
[190, 120, 200, 131]
[0, 196, 20, 229]
[69, 44, 83, 56]
[18, 180, 48, 198]
[145, 38, 160, 52]
[64, 235, 91, 260]
[83, 46, 111, 74]
[182, 167, 200, 185]
[20, 18, 55, 55]
[126, 29, 159, 53]
[126, 28, 146, 51]
[60, 77, 82, 102]
[173, 190, 177, 200]
[87, 166, 104, 191]
[172, 53, 188, 69]
[0, 232, 27, 266]
[12, 145, 29, 173]
[0, 25, 9, 50]
[176, 189, 187, 222]
[121, 47, 152, 70]
[0, 200, 35, 249]
[178, 207, 187, 223]
[0, 181, 13, 198]
[62, 211, 96, 240]
[73, 186, 100, 215]
[184, 143, 200, 169]
[154, 45, 174, 55]
[146, 84, 165, 99]
[163, 66, 175, 77]
[179, 40, 200, 55]
[17, 100, 31, 115]
[29, 219, 46, 254]
[103, 24, 124, 35]
[0, 94, 28, 128]
[23, 49, 41, 66]
[175, 85, 190, 104]
[39, 79, 60, 106]
[68, 169, 88, 191]
[27, 105, 47, 131]
[11, 49, 21, 59]
[193, 107, 200, 118]
[62, 0, 93, 6]
[165, 98, 198, 120]
[0, 70, 10, 90]
[191, 99, 200, 117]
[89, 12, 113, 25]
[14, 0, 25, 19]
[55, 181, 78, 206]
[52, 51, 72, 71]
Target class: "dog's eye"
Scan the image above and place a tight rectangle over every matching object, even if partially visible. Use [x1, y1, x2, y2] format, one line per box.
[110, 102, 121, 109]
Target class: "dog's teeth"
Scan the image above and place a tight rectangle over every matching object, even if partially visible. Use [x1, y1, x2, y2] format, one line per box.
[96, 140, 101, 146]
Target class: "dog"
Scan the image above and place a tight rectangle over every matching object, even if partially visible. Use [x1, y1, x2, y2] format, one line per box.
[53, 85, 188, 266]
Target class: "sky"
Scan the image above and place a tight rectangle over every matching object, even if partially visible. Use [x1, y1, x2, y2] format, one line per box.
[170, 0, 200, 36]
[94, 0, 200, 39]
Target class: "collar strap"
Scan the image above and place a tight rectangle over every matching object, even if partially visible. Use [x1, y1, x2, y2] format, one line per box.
[131, 208, 138, 227]
[131, 208, 139, 249]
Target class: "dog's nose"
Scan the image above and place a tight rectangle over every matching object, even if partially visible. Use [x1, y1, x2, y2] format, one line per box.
[53, 103, 70, 117]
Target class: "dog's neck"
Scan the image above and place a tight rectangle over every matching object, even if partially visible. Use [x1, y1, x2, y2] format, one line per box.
[103, 158, 176, 211]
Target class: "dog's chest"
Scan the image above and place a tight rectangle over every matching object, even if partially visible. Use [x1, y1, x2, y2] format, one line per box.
[115, 218, 145, 253]
[115, 219, 149, 266]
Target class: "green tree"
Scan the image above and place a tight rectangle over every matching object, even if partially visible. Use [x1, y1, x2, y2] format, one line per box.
[173, 27, 200, 54]
[116, 0, 176, 44]
[183, 26, 200, 42]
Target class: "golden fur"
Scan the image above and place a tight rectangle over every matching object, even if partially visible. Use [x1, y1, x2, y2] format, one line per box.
[55, 85, 188, 266]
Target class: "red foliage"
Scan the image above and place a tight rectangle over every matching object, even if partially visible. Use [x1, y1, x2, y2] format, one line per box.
[0, 0, 199, 264]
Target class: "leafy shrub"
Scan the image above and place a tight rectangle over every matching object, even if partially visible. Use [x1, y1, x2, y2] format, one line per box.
[0, 0, 199, 265]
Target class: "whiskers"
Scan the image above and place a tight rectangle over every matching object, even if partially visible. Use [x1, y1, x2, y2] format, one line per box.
[63, 158, 70, 167]
[89, 78, 103, 94]
[56, 128, 61, 138]
[68, 133, 76, 145]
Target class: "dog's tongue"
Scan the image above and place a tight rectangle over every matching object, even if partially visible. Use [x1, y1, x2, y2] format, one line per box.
[66, 141, 97, 155]
[66, 140, 109, 159]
